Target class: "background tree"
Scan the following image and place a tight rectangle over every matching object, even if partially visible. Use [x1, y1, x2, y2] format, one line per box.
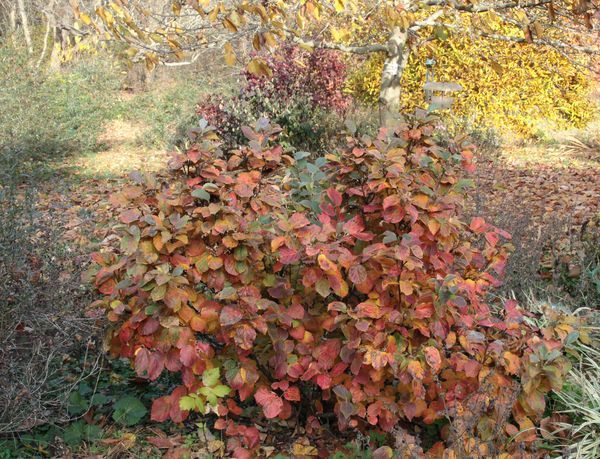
[78, 0, 599, 124]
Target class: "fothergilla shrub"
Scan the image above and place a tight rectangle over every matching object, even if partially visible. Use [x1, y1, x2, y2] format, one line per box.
[89, 114, 575, 457]
[196, 45, 351, 152]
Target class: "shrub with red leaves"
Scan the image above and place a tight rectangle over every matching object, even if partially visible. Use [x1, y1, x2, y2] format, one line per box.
[89, 114, 578, 457]
[242, 45, 350, 115]
[195, 45, 351, 152]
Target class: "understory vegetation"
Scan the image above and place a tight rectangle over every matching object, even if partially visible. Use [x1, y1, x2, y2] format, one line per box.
[1, 33, 599, 459]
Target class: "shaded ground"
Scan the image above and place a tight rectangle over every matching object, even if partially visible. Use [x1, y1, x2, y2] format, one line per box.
[474, 144, 599, 229]
[36, 119, 169, 255]
[472, 143, 599, 304]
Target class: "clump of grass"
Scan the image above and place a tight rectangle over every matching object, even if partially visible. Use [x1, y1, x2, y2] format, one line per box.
[551, 346, 600, 459]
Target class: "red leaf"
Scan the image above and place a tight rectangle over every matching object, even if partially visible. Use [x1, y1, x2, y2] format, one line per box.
[469, 217, 487, 233]
[424, 347, 442, 373]
[348, 264, 367, 285]
[283, 386, 301, 401]
[135, 348, 165, 380]
[98, 278, 116, 295]
[289, 212, 310, 229]
[151, 396, 171, 422]
[313, 339, 341, 369]
[343, 215, 364, 235]
[169, 386, 189, 423]
[382, 195, 404, 223]
[279, 247, 301, 265]
[254, 387, 283, 419]
[315, 374, 332, 389]
[234, 324, 256, 350]
[220, 305, 243, 327]
[119, 209, 141, 224]
[179, 344, 196, 367]
[326, 188, 342, 207]
[356, 301, 382, 319]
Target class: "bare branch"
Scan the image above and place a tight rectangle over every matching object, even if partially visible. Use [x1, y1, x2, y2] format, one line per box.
[480, 32, 600, 54]
[420, 0, 552, 13]
[410, 9, 446, 31]
[291, 36, 388, 54]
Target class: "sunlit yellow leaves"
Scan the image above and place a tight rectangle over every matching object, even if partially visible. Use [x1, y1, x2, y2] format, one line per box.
[172, 2, 181, 16]
[95, 6, 115, 27]
[247, 58, 272, 77]
[345, 18, 593, 136]
[334, 0, 345, 12]
[222, 17, 238, 32]
[208, 5, 220, 22]
[79, 12, 92, 26]
[223, 42, 236, 66]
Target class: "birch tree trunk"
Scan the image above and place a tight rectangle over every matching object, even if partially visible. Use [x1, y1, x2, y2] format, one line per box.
[378, 27, 410, 126]
[9, 2, 17, 46]
[36, 13, 51, 68]
[16, 0, 33, 54]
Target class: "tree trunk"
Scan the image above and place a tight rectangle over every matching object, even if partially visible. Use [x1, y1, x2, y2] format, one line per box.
[36, 14, 52, 68]
[9, 3, 17, 45]
[16, 0, 33, 54]
[379, 27, 409, 127]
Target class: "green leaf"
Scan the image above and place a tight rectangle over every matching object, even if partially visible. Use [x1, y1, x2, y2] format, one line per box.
[145, 304, 159, 315]
[63, 421, 102, 447]
[68, 391, 88, 416]
[202, 367, 220, 387]
[315, 278, 330, 298]
[206, 393, 218, 407]
[191, 188, 211, 201]
[112, 396, 147, 426]
[91, 393, 110, 406]
[212, 385, 231, 397]
[179, 395, 202, 412]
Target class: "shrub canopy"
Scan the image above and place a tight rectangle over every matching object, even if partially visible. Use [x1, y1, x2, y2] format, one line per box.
[90, 113, 576, 456]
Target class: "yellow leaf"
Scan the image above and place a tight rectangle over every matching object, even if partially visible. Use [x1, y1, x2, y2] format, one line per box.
[208, 5, 219, 22]
[399, 280, 413, 296]
[412, 193, 429, 209]
[109, 1, 125, 17]
[79, 12, 92, 25]
[292, 441, 318, 456]
[223, 42, 236, 66]
[252, 33, 262, 51]
[334, 0, 345, 13]
[503, 351, 520, 375]
[263, 32, 277, 49]
[222, 17, 238, 32]
[172, 2, 182, 16]
[144, 53, 158, 72]
[247, 58, 272, 77]
[427, 218, 440, 235]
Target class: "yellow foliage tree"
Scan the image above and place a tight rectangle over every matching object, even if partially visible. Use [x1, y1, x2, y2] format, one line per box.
[344, 21, 594, 136]
[78, 0, 599, 126]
